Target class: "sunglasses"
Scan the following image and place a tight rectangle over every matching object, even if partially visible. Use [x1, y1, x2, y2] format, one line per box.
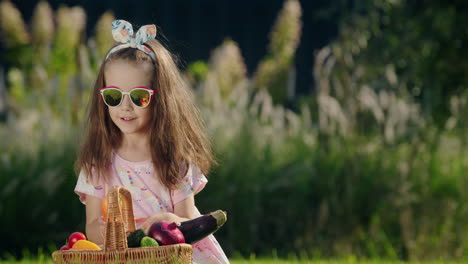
[100, 86, 154, 108]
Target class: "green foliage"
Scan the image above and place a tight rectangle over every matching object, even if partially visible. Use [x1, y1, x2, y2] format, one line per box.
[307, 0, 468, 260]
[186, 60, 209, 85]
[0, 0, 29, 48]
[0, 1, 98, 124]
[253, 0, 301, 105]
[7, 68, 25, 103]
[0, 131, 83, 258]
[206, 39, 247, 100]
[94, 11, 116, 58]
[332, 0, 468, 125]
[31, 1, 54, 64]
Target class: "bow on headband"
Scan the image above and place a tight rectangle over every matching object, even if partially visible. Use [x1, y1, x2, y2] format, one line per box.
[106, 20, 157, 60]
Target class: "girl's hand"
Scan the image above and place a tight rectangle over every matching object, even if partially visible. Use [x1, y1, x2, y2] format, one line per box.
[99, 216, 106, 235]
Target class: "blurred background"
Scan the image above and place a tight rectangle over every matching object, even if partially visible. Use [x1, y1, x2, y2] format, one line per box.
[0, 0, 467, 262]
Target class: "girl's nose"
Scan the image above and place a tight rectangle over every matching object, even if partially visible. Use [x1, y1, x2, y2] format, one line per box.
[120, 94, 134, 110]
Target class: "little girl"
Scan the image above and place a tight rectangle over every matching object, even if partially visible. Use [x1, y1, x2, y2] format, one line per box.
[74, 20, 229, 264]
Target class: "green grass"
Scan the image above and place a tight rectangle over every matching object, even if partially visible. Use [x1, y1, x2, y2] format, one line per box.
[229, 255, 468, 264]
[230, 261, 467, 264]
[1, 251, 466, 264]
[2, 247, 466, 263]
[0, 260, 466, 264]
[2, 248, 466, 263]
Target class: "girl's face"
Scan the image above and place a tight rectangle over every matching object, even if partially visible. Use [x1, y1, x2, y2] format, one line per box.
[104, 60, 154, 138]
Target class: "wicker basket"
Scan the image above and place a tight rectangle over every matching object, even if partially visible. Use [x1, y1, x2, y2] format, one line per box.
[52, 186, 193, 264]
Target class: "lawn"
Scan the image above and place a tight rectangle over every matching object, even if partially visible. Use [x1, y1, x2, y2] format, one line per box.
[1, 249, 465, 264]
[0, 259, 466, 264]
[230, 260, 466, 264]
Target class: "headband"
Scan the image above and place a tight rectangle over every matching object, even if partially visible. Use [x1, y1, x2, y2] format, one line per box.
[106, 20, 157, 61]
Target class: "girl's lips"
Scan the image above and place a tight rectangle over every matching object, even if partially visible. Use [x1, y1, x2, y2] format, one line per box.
[120, 117, 136, 123]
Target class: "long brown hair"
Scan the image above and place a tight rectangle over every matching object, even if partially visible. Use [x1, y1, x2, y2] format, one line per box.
[75, 39, 216, 190]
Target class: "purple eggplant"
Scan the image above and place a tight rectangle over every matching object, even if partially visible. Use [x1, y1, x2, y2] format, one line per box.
[177, 210, 227, 244]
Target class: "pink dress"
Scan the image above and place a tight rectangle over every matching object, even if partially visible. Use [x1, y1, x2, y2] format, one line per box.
[74, 151, 230, 264]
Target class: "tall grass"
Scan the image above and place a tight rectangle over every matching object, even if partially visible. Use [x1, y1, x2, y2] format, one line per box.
[0, 0, 467, 261]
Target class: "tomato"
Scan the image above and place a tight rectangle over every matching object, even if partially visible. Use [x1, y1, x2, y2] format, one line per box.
[60, 245, 71, 251]
[67, 232, 86, 248]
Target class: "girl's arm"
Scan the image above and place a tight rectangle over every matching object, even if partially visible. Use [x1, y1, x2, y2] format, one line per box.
[84, 194, 105, 245]
[174, 193, 198, 219]
[140, 194, 198, 233]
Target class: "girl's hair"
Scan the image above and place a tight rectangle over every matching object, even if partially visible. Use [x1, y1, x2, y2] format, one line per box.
[75, 39, 216, 190]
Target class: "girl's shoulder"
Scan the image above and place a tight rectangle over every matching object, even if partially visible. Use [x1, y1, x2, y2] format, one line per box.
[171, 162, 208, 204]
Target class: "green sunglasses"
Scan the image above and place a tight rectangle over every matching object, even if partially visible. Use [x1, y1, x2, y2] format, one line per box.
[100, 86, 154, 108]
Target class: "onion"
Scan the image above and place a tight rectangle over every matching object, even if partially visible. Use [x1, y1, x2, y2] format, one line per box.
[147, 221, 185, 245]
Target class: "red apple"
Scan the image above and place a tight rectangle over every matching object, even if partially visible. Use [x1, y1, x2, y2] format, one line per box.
[67, 232, 86, 248]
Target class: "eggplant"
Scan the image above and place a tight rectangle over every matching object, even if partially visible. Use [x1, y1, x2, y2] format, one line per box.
[177, 210, 227, 244]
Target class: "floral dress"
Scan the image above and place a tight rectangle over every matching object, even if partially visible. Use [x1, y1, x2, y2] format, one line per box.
[74, 151, 230, 264]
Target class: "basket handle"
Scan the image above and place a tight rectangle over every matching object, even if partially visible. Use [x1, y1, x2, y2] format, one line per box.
[103, 186, 137, 251]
